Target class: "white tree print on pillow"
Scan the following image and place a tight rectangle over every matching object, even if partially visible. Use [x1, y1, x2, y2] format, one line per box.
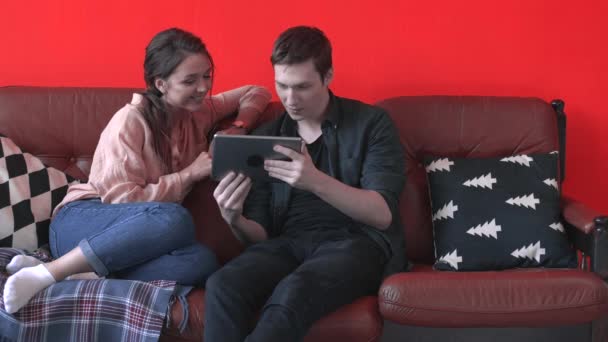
[500, 155, 533, 167]
[438, 249, 463, 270]
[466, 219, 502, 239]
[463, 173, 497, 189]
[432, 200, 458, 221]
[426, 158, 454, 172]
[543, 178, 558, 189]
[506, 193, 540, 210]
[549, 222, 565, 233]
[511, 241, 546, 262]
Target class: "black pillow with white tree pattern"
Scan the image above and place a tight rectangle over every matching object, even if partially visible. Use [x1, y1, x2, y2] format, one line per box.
[425, 152, 577, 271]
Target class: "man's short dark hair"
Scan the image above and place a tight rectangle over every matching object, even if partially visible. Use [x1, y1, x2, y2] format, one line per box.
[270, 26, 332, 80]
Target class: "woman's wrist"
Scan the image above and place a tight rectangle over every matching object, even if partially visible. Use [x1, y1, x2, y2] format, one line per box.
[230, 120, 250, 134]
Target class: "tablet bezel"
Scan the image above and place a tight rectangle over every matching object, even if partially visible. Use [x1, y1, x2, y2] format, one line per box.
[211, 134, 303, 182]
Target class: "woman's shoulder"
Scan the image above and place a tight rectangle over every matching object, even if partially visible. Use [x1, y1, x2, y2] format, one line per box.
[104, 94, 149, 134]
[115, 94, 147, 119]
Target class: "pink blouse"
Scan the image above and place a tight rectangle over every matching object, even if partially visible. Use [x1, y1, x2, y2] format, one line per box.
[54, 86, 271, 215]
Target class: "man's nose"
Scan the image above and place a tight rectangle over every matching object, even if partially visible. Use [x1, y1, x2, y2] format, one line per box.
[285, 89, 296, 105]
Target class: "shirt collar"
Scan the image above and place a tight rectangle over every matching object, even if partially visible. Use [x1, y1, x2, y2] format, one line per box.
[279, 90, 340, 136]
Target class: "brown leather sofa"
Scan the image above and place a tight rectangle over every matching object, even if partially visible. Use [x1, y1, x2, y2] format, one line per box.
[375, 96, 608, 342]
[1, 86, 606, 342]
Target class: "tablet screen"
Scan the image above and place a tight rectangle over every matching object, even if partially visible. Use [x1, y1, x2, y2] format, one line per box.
[211, 134, 302, 182]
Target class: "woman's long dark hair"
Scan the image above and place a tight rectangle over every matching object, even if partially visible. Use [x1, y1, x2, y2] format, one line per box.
[141, 28, 214, 171]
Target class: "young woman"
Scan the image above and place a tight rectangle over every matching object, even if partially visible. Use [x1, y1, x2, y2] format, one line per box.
[3, 27, 271, 314]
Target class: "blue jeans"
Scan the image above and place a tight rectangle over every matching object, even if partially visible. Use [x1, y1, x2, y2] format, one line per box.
[49, 199, 218, 286]
[203, 228, 387, 342]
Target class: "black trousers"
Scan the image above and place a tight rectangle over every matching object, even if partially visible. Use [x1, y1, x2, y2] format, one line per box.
[203, 228, 387, 342]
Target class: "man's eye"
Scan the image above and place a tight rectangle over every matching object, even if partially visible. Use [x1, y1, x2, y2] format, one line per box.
[183, 80, 195, 85]
[203, 74, 212, 80]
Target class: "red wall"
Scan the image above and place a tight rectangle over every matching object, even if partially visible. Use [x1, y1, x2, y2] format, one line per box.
[1, 0, 606, 213]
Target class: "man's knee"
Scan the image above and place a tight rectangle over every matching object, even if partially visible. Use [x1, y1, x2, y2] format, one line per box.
[205, 265, 242, 296]
[266, 272, 316, 310]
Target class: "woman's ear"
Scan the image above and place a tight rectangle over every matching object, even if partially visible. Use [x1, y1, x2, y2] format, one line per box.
[154, 78, 166, 94]
[323, 68, 334, 86]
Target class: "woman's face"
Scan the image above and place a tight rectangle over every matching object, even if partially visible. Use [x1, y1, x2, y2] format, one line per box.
[156, 53, 212, 113]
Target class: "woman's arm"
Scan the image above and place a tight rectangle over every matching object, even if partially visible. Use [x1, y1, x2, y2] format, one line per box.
[89, 109, 199, 204]
[207, 85, 272, 130]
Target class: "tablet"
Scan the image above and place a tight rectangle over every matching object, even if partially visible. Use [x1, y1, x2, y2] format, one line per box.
[211, 134, 303, 182]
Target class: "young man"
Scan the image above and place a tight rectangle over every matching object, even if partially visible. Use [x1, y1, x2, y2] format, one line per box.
[206, 26, 406, 341]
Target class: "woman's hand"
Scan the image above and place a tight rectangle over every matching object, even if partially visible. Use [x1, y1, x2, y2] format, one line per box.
[216, 126, 248, 136]
[185, 151, 212, 181]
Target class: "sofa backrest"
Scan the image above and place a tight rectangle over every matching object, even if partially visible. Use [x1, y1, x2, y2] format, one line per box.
[0, 87, 562, 265]
[0, 86, 281, 264]
[0, 86, 138, 180]
[375, 96, 561, 264]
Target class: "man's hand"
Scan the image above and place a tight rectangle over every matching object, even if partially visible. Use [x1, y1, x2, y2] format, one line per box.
[213, 172, 252, 225]
[264, 143, 323, 192]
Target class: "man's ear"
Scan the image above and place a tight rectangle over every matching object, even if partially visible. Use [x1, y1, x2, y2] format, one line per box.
[323, 68, 334, 86]
[154, 78, 166, 94]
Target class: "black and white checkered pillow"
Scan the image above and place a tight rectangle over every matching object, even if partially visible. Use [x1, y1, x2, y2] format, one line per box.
[0, 134, 79, 251]
[425, 152, 577, 271]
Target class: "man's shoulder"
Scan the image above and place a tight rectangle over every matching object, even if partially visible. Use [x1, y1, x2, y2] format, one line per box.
[334, 95, 388, 119]
[333, 95, 392, 131]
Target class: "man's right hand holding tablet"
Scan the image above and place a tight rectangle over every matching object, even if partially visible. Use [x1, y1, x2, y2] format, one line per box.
[213, 172, 267, 244]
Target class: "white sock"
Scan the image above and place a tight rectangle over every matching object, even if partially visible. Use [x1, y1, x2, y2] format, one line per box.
[3, 264, 56, 314]
[6, 255, 43, 275]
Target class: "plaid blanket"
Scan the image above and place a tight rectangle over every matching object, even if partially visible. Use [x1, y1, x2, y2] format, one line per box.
[0, 248, 177, 342]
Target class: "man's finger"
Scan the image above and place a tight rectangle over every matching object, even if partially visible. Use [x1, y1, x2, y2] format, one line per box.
[264, 159, 291, 169]
[273, 145, 301, 159]
[300, 142, 310, 156]
[225, 173, 246, 196]
[231, 177, 252, 203]
[265, 165, 293, 178]
[214, 172, 236, 196]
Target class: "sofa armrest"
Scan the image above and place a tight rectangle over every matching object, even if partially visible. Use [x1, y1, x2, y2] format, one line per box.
[561, 196, 608, 281]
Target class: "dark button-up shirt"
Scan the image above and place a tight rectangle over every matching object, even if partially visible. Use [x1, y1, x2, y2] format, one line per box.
[243, 92, 407, 276]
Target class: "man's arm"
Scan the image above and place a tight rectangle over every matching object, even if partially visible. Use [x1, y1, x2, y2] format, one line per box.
[313, 172, 392, 229]
[264, 110, 405, 231]
[265, 145, 392, 230]
[228, 214, 268, 244]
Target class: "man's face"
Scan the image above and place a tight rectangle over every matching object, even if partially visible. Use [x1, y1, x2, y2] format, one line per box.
[274, 59, 332, 122]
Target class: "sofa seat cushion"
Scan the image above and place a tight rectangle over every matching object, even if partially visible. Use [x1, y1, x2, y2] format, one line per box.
[161, 289, 382, 342]
[304, 296, 382, 342]
[379, 264, 608, 327]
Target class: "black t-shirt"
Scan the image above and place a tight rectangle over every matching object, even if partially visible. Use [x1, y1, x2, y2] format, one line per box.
[283, 135, 353, 235]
